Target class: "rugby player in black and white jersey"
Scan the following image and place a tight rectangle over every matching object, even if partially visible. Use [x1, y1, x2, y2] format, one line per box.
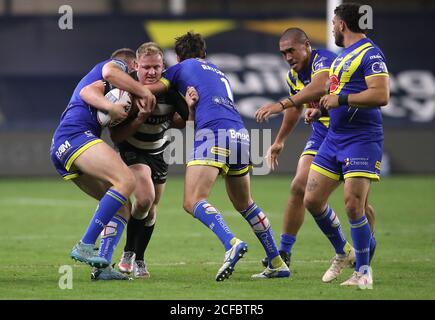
[81, 42, 198, 278]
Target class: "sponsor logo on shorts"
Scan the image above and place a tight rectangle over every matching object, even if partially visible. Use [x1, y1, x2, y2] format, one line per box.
[375, 161, 382, 170]
[55, 140, 72, 159]
[84, 130, 95, 138]
[229, 129, 250, 142]
[344, 157, 369, 167]
[305, 140, 315, 150]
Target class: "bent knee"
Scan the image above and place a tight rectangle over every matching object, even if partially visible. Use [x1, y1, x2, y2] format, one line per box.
[303, 194, 323, 215]
[135, 196, 154, 215]
[290, 179, 306, 199]
[113, 169, 136, 196]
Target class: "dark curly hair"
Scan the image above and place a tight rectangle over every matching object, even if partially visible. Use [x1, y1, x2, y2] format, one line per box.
[334, 2, 368, 34]
[174, 31, 207, 61]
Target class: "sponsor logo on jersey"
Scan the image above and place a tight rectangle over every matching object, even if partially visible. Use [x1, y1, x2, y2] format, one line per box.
[371, 61, 388, 74]
[369, 54, 382, 60]
[329, 74, 340, 93]
[342, 60, 352, 72]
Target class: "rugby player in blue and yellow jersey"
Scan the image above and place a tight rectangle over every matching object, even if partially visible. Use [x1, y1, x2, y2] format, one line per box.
[304, 3, 390, 287]
[147, 32, 290, 281]
[50, 49, 155, 279]
[255, 28, 376, 280]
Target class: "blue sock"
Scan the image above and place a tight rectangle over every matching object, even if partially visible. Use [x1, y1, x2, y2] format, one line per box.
[240, 203, 280, 268]
[193, 200, 235, 251]
[98, 215, 127, 263]
[313, 205, 347, 254]
[279, 234, 296, 255]
[370, 231, 377, 252]
[81, 189, 127, 245]
[350, 216, 371, 272]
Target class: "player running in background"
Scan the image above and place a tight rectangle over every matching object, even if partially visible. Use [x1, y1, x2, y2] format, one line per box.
[304, 2, 389, 286]
[147, 32, 290, 281]
[50, 48, 155, 280]
[255, 28, 376, 281]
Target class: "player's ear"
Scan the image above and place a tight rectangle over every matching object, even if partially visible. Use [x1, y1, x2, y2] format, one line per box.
[305, 40, 311, 50]
[340, 20, 346, 32]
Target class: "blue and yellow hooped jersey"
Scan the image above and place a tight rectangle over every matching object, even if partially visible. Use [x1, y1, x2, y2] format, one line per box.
[285, 49, 336, 129]
[328, 37, 389, 135]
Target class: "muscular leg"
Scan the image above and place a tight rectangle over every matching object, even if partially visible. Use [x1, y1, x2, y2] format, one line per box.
[304, 169, 350, 255]
[183, 165, 237, 251]
[134, 182, 165, 261]
[73, 142, 135, 198]
[344, 177, 372, 272]
[123, 164, 155, 257]
[73, 174, 131, 221]
[364, 192, 377, 262]
[183, 165, 219, 213]
[225, 174, 285, 270]
[279, 155, 313, 256]
[365, 192, 375, 233]
[69, 142, 135, 268]
[304, 169, 356, 282]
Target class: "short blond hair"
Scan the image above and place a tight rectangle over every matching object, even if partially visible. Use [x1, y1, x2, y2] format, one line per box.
[136, 42, 164, 59]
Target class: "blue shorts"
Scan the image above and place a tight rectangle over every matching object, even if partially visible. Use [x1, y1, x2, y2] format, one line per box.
[311, 133, 383, 181]
[187, 120, 252, 176]
[301, 121, 328, 157]
[50, 125, 103, 180]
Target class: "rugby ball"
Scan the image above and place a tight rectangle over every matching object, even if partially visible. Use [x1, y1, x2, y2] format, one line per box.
[97, 88, 132, 127]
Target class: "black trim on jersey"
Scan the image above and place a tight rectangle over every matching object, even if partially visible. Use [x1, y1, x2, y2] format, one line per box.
[118, 140, 170, 154]
[129, 72, 189, 121]
[133, 130, 165, 142]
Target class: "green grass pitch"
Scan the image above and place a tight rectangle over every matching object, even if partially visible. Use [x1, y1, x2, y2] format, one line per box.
[0, 175, 434, 299]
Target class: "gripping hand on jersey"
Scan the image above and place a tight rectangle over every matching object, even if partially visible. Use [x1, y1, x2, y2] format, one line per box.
[186, 86, 199, 109]
[108, 102, 129, 124]
[265, 142, 284, 171]
[319, 94, 339, 110]
[134, 98, 155, 123]
[135, 89, 156, 112]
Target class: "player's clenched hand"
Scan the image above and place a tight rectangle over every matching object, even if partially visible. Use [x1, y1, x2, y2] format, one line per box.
[108, 102, 129, 123]
[304, 108, 322, 124]
[186, 86, 199, 110]
[265, 142, 284, 171]
[319, 94, 339, 110]
[135, 102, 152, 122]
[255, 103, 283, 123]
[137, 87, 156, 111]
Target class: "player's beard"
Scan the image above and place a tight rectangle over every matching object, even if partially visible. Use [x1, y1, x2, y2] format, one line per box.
[334, 31, 344, 47]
